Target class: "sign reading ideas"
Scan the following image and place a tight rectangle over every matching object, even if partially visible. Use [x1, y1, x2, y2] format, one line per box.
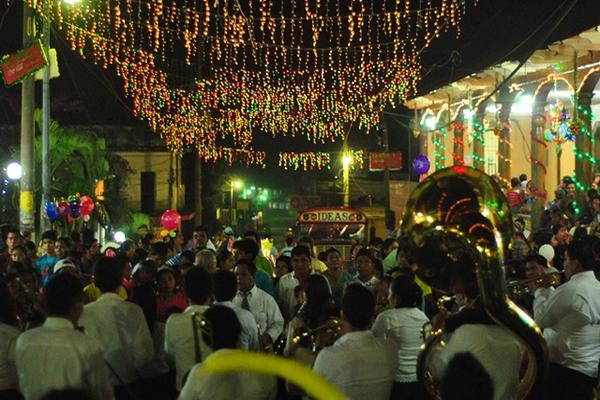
[298, 208, 367, 224]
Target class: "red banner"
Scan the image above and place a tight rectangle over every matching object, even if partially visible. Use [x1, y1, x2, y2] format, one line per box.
[369, 152, 403, 171]
[0, 42, 47, 87]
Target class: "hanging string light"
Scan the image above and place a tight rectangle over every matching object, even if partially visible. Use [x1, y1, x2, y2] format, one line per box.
[28, 0, 477, 165]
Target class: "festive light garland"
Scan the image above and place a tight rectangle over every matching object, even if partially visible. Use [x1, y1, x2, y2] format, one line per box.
[451, 122, 466, 165]
[19, 0, 476, 166]
[471, 119, 486, 166]
[432, 128, 447, 170]
[278, 149, 365, 171]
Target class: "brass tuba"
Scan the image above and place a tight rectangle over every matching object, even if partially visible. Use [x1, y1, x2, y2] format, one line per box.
[399, 166, 547, 400]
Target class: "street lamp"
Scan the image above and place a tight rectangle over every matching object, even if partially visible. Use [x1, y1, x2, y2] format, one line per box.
[6, 162, 22, 181]
[230, 179, 243, 227]
[342, 152, 353, 207]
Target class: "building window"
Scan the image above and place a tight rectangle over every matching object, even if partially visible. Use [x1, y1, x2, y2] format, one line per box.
[484, 130, 499, 176]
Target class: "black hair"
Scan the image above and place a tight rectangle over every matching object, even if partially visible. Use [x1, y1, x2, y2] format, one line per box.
[373, 259, 384, 278]
[572, 227, 588, 242]
[519, 174, 527, 182]
[587, 189, 597, 199]
[41, 230, 58, 242]
[275, 255, 291, 273]
[291, 245, 311, 259]
[44, 273, 83, 317]
[213, 269, 237, 301]
[10, 244, 26, 254]
[294, 285, 304, 295]
[234, 259, 257, 276]
[94, 256, 124, 293]
[391, 276, 422, 308]
[440, 352, 494, 400]
[285, 236, 294, 246]
[324, 247, 341, 258]
[297, 236, 314, 247]
[24, 241, 36, 253]
[243, 230, 260, 241]
[382, 238, 398, 253]
[317, 251, 327, 262]
[150, 242, 169, 260]
[567, 235, 596, 271]
[524, 254, 547, 269]
[233, 239, 260, 260]
[181, 250, 196, 264]
[369, 237, 384, 247]
[156, 267, 176, 283]
[184, 267, 213, 304]
[355, 248, 375, 263]
[41, 389, 91, 400]
[57, 236, 72, 247]
[202, 305, 241, 350]
[193, 225, 209, 234]
[510, 177, 520, 188]
[301, 274, 333, 330]
[132, 248, 149, 265]
[342, 283, 375, 329]
[119, 239, 136, 253]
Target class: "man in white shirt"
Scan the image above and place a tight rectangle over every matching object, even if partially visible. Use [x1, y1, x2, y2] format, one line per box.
[531, 235, 600, 400]
[297, 236, 328, 273]
[79, 256, 154, 395]
[179, 305, 276, 400]
[165, 267, 213, 390]
[213, 269, 260, 351]
[313, 283, 397, 400]
[276, 245, 313, 321]
[232, 260, 284, 351]
[15, 274, 113, 400]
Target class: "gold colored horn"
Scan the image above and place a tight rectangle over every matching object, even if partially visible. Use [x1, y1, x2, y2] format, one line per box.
[399, 166, 547, 399]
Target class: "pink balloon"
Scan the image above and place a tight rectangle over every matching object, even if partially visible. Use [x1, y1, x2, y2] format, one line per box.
[161, 209, 181, 231]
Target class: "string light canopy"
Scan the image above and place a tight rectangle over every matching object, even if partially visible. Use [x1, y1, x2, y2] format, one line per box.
[32, 0, 477, 158]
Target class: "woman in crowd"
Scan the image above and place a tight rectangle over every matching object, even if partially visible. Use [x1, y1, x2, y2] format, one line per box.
[372, 275, 429, 399]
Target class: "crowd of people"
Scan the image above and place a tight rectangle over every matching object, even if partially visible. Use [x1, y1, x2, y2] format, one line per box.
[0, 199, 598, 400]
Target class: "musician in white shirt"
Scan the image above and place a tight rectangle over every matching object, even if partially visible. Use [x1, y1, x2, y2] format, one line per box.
[179, 305, 276, 400]
[165, 267, 213, 390]
[212, 269, 260, 351]
[313, 283, 397, 400]
[372, 275, 429, 398]
[531, 235, 600, 400]
[15, 274, 113, 400]
[79, 256, 154, 392]
[232, 260, 284, 350]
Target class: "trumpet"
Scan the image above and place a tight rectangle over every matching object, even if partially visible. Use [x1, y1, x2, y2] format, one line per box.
[507, 272, 563, 297]
[291, 318, 343, 352]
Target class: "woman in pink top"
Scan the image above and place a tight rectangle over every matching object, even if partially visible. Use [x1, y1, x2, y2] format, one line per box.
[155, 267, 188, 322]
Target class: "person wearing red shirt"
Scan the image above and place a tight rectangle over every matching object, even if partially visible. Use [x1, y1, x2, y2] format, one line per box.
[506, 178, 524, 212]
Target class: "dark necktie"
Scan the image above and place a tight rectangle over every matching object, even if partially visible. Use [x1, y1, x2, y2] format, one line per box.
[241, 292, 251, 311]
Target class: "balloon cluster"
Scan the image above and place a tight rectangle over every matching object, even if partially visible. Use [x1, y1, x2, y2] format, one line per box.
[45, 195, 95, 222]
[160, 209, 181, 237]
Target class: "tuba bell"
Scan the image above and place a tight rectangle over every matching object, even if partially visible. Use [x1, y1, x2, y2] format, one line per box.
[399, 166, 547, 400]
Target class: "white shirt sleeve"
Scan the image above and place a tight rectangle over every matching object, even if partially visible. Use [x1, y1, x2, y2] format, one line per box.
[534, 287, 591, 330]
[371, 313, 390, 339]
[264, 296, 285, 342]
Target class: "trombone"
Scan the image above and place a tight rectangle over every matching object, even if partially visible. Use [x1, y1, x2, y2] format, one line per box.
[506, 272, 563, 297]
[291, 318, 343, 353]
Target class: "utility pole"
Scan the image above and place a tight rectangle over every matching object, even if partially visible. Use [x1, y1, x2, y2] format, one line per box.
[20, 2, 36, 235]
[381, 114, 393, 232]
[41, 3, 51, 232]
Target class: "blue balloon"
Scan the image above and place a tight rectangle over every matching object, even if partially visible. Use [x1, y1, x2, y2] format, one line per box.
[45, 201, 59, 220]
[412, 155, 430, 175]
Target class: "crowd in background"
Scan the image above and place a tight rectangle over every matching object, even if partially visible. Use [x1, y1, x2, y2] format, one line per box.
[0, 184, 599, 400]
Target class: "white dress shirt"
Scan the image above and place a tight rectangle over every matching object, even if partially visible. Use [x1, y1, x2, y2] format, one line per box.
[214, 300, 260, 351]
[178, 349, 277, 400]
[165, 304, 211, 390]
[533, 270, 600, 378]
[233, 285, 284, 342]
[79, 293, 154, 385]
[0, 322, 20, 391]
[276, 272, 301, 321]
[431, 324, 523, 400]
[372, 307, 429, 382]
[313, 330, 398, 400]
[15, 317, 113, 400]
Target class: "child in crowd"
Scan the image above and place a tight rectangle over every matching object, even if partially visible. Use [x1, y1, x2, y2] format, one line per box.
[155, 267, 188, 322]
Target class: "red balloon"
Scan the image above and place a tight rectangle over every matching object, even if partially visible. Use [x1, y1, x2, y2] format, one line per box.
[161, 209, 181, 231]
[80, 195, 95, 216]
[57, 200, 69, 217]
